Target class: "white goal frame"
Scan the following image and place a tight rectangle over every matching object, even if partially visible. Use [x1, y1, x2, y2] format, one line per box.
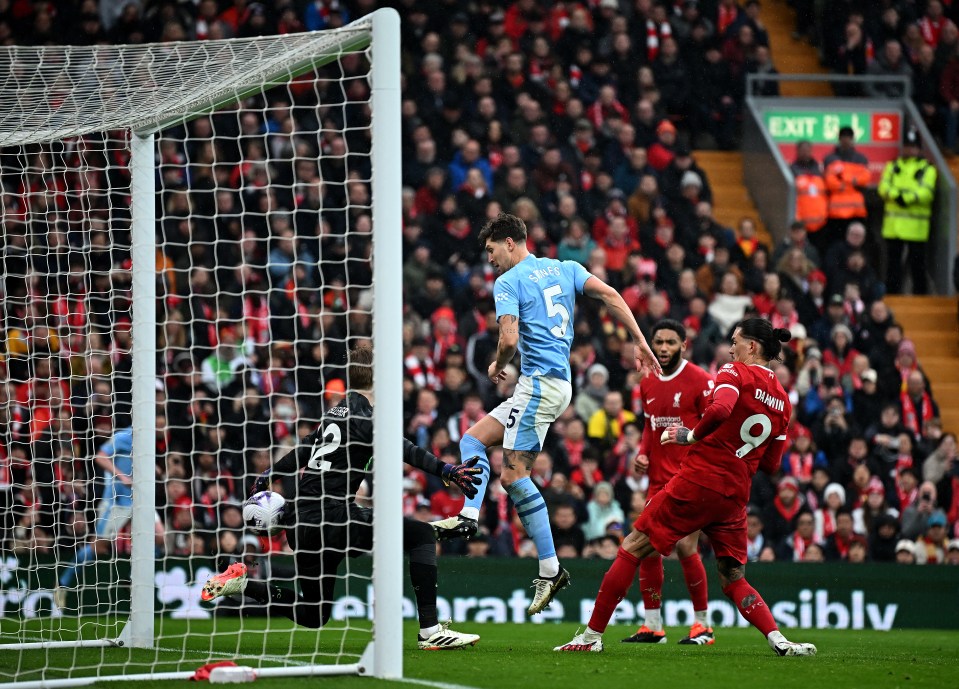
[0, 7, 402, 685]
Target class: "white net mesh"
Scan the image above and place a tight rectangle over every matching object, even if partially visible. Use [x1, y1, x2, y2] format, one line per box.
[0, 22, 386, 685]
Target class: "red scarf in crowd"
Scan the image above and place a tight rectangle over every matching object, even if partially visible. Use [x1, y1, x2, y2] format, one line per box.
[790, 532, 815, 561]
[774, 495, 801, 522]
[831, 532, 851, 560]
[900, 390, 934, 435]
[786, 450, 814, 484]
[819, 508, 836, 539]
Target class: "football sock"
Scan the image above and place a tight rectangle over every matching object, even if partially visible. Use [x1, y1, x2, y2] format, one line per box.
[507, 476, 558, 577]
[588, 547, 640, 634]
[406, 518, 440, 630]
[459, 435, 489, 520]
[409, 561, 439, 632]
[419, 624, 441, 638]
[638, 555, 664, 630]
[680, 552, 709, 616]
[59, 544, 95, 587]
[695, 610, 709, 627]
[723, 578, 778, 636]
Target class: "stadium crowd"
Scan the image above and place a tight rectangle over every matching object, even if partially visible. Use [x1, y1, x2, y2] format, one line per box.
[0, 0, 958, 574]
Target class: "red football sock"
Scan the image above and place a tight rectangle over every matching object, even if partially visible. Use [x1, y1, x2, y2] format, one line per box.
[722, 578, 778, 636]
[680, 553, 709, 613]
[638, 554, 664, 611]
[588, 548, 640, 633]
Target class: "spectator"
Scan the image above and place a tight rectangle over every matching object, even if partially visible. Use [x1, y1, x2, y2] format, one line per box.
[575, 363, 610, 423]
[895, 538, 918, 564]
[946, 539, 959, 565]
[745, 506, 766, 562]
[772, 221, 821, 269]
[901, 480, 942, 539]
[776, 509, 819, 562]
[647, 120, 679, 171]
[914, 510, 949, 563]
[852, 368, 883, 431]
[583, 482, 625, 541]
[901, 370, 939, 437]
[764, 476, 805, 545]
[587, 390, 636, 452]
[865, 39, 914, 98]
[833, 22, 871, 96]
[822, 508, 857, 561]
[551, 501, 586, 558]
[923, 433, 957, 484]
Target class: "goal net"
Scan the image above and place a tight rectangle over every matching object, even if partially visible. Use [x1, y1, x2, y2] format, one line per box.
[0, 9, 402, 686]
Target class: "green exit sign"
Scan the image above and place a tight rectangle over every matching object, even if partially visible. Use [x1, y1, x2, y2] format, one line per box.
[762, 110, 901, 145]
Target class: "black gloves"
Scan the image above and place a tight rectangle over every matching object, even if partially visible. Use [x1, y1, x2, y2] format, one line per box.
[440, 457, 483, 498]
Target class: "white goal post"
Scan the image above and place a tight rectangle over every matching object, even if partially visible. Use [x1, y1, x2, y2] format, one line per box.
[0, 7, 401, 686]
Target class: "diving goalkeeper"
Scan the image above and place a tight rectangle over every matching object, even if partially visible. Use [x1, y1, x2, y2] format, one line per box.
[201, 345, 482, 650]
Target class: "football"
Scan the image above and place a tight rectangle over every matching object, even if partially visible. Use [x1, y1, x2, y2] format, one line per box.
[243, 491, 287, 535]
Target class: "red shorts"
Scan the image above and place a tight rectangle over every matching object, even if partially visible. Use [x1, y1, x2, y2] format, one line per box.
[645, 480, 667, 502]
[633, 474, 748, 563]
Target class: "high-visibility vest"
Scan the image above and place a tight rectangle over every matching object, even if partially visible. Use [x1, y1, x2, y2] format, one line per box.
[824, 151, 870, 220]
[794, 173, 828, 232]
[878, 156, 937, 242]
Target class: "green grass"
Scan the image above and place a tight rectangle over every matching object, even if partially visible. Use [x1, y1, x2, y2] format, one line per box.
[1, 618, 956, 689]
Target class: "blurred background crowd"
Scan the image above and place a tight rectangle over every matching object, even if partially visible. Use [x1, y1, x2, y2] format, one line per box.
[0, 0, 958, 573]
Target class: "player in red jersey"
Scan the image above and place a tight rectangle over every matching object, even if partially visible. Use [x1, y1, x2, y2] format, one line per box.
[622, 319, 716, 646]
[556, 318, 816, 656]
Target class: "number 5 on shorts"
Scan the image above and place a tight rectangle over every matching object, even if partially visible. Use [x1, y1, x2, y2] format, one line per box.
[507, 407, 519, 429]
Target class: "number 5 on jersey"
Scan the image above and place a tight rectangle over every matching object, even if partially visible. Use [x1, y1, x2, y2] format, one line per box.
[543, 284, 569, 338]
[309, 423, 342, 470]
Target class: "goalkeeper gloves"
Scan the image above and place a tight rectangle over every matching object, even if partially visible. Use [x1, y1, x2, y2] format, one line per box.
[250, 469, 271, 496]
[441, 457, 483, 498]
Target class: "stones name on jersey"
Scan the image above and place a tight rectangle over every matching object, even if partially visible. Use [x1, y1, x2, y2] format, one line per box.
[526, 265, 562, 282]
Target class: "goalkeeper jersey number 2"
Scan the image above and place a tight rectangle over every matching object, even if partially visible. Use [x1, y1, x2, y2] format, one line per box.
[272, 392, 373, 506]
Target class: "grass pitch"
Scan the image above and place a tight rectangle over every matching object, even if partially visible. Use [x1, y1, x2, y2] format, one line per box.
[1, 617, 956, 689]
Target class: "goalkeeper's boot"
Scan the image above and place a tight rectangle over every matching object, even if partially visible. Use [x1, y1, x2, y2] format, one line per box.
[770, 637, 817, 657]
[678, 622, 715, 645]
[431, 514, 478, 541]
[621, 625, 667, 644]
[417, 621, 480, 650]
[554, 630, 604, 652]
[528, 567, 570, 615]
[200, 562, 248, 602]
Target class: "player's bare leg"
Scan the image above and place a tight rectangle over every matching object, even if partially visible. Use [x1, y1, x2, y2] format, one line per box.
[676, 531, 714, 645]
[717, 558, 816, 656]
[432, 415, 504, 541]
[556, 530, 655, 651]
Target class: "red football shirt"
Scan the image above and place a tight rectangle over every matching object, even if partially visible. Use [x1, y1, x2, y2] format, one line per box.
[679, 361, 791, 505]
[639, 359, 714, 489]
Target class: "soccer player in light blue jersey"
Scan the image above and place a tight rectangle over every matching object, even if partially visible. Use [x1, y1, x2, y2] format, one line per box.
[433, 213, 661, 615]
[55, 426, 135, 609]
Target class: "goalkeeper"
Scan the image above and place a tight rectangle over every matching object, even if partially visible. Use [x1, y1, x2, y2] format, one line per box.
[202, 345, 482, 650]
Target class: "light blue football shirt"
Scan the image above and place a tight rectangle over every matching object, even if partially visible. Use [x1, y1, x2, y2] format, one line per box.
[494, 254, 592, 381]
[100, 427, 134, 508]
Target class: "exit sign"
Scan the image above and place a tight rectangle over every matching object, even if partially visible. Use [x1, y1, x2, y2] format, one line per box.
[763, 111, 901, 145]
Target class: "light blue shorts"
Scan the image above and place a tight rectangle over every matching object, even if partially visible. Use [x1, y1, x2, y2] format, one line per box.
[490, 375, 572, 451]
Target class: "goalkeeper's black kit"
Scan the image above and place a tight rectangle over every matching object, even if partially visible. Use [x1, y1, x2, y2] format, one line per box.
[243, 392, 443, 630]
